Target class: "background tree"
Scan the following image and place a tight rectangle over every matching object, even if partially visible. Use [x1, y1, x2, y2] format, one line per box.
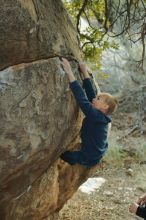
[64, 0, 146, 68]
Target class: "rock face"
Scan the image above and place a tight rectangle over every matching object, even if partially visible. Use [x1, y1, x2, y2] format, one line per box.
[0, 0, 80, 70]
[0, 1, 99, 219]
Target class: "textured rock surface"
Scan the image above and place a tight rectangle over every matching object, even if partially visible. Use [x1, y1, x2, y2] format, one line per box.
[0, 57, 80, 204]
[0, 1, 99, 219]
[0, 0, 80, 70]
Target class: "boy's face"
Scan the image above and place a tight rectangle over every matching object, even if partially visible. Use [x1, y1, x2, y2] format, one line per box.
[92, 94, 109, 113]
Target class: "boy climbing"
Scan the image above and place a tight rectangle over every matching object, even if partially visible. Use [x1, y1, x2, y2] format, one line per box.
[61, 58, 118, 168]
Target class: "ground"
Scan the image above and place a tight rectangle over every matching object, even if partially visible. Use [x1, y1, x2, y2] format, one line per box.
[59, 112, 146, 220]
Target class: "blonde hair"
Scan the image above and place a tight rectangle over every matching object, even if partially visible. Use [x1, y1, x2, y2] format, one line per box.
[101, 92, 118, 115]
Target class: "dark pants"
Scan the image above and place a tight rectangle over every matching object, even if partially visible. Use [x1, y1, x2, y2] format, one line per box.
[137, 205, 146, 220]
[142, 205, 146, 220]
[144, 205, 146, 220]
[60, 150, 100, 168]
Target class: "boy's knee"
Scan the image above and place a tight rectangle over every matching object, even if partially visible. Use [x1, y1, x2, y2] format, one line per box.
[60, 151, 79, 165]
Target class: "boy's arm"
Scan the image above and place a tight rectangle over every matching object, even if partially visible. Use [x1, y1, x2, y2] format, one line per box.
[70, 80, 105, 121]
[70, 80, 96, 117]
[62, 58, 94, 117]
[79, 63, 98, 102]
[83, 78, 97, 102]
[62, 58, 106, 122]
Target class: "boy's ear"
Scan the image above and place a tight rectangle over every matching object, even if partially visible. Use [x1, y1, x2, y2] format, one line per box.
[104, 104, 109, 110]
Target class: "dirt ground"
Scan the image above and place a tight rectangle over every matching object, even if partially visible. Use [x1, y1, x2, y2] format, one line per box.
[59, 112, 146, 220]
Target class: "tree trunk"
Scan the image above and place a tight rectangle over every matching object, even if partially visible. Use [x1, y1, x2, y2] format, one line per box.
[0, 1, 99, 219]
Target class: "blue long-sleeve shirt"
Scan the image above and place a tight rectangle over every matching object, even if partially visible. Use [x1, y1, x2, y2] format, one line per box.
[70, 78, 111, 162]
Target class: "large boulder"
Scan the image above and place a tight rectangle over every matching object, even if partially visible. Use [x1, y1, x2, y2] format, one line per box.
[0, 0, 80, 70]
[0, 1, 99, 219]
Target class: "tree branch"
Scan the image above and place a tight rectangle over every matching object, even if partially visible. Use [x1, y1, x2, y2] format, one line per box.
[76, 0, 89, 34]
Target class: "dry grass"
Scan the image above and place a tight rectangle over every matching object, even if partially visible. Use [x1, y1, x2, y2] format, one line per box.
[57, 126, 146, 220]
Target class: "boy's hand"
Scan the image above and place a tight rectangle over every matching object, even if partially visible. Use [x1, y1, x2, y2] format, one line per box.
[79, 62, 88, 74]
[129, 203, 139, 214]
[62, 58, 72, 75]
[137, 194, 146, 205]
[79, 62, 90, 78]
[62, 58, 76, 82]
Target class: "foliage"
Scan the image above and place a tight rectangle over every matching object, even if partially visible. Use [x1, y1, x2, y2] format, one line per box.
[104, 144, 129, 165]
[63, 0, 117, 67]
[63, 0, 146, 68]
[104, 142, 146, 166]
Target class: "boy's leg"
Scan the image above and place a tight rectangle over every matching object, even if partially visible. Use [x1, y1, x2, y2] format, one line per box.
[61, 150, 101, 167]
[60, 151, 81, 165]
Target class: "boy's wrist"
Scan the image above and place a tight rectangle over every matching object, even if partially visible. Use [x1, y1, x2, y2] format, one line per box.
[67, 73, 76, 82]
[82, 71, 90, 78]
